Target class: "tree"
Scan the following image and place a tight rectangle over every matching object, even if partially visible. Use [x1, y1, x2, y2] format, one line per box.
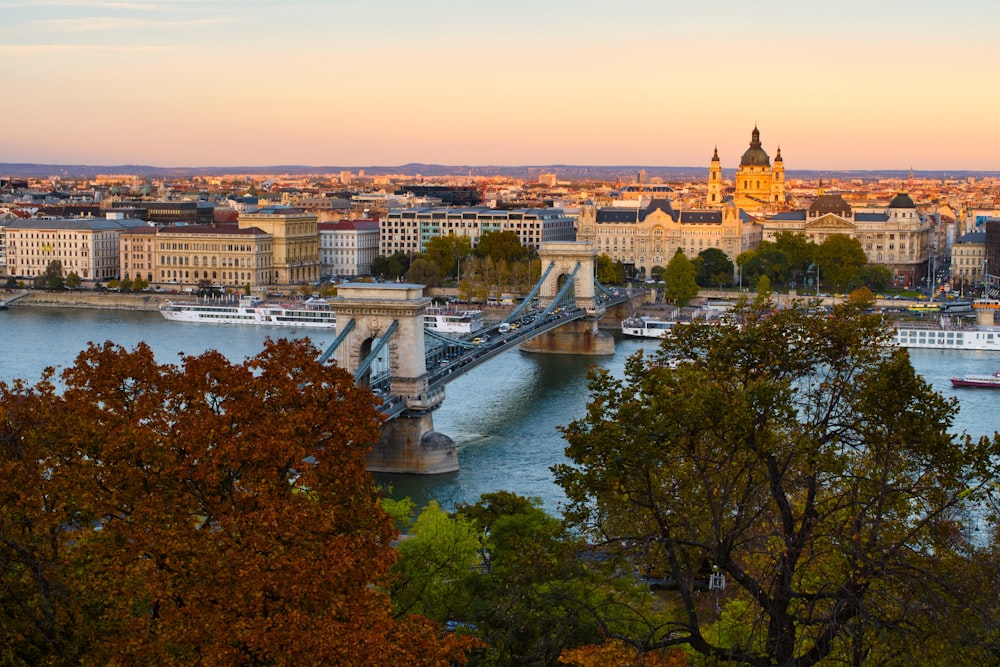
[814, 234, 867, 292]
[555, 297, 1000, 666]
[424, 235, 473, 279]
[662, 249, 698, 307]
[131, 275, 149, 291]
[371, 253, 410, 280]
[772, 231, 815, 286]
[474, 230, 528, 264]
[37, 259, 65, 290]
[65, 272, 82, 289]
[406, 257, 443, 287]
[694, 248, 734, 288]
[0, 339, 477, 665]
[858, 263, 893, 292]
[595, 254, 625, 285]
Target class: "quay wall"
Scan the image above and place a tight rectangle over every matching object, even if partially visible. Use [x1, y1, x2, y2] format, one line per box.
[9, 291, 166, 311]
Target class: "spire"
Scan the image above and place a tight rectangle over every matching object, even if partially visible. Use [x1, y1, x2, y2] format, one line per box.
[774, 146, 783, 162]
[712, 146, 720, 162]
[818, 179, 825, 196]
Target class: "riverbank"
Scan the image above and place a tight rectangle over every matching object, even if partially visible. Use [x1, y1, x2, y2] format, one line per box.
[7, 291, 166, 311]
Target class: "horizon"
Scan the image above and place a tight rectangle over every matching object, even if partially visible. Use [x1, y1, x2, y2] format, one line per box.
[5, 1, 1000, 171]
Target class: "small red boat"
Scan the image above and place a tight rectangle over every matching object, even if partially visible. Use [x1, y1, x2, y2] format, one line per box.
[950, 371, 1000, 388]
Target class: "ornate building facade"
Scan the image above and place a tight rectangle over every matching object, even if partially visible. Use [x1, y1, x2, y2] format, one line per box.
[763, 189, 930, 287]
[576, 199, 760, 279]
[707, 127, 786, 210]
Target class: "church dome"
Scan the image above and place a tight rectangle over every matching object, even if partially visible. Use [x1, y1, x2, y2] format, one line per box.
[740, 127, 770, 167]
[888, 193, 916, 209]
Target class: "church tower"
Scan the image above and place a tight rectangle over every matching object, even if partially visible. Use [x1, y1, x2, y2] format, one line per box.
[771, 147, 786, 205]
[707, 146, 723, 207]
[734, 126, 782, 211]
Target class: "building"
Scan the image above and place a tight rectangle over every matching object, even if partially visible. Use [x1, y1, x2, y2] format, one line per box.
[986, 220, 1000, 298]
[152, 224, 273, 290]
[576, 199, 758, 279]
[763, 189, 930, 287]
[107, 200, 215, 226]
[239, 206, 320, 286]
[120, 226, 157, 284]
[380, 207, 576, 257]
[5, 217, 125, 282]
[318, 219, 379, 278]
[708, 127, 786, 210]
[951, 231, 986, 294]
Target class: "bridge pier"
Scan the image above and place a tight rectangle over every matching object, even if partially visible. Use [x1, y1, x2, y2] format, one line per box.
[367, 414, 458, 474]
[519, 317, 614, 355]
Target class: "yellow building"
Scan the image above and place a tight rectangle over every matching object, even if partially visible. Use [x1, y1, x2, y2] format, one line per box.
[708, 127, 786, 210]
[239, 206, 320, 286]
[951, 231, 985, 293]
[149, 224, 273, 290]
[576, 199, 760, 279]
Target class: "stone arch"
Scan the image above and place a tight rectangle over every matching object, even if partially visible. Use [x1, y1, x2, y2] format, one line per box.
[537, 241, 597, 312]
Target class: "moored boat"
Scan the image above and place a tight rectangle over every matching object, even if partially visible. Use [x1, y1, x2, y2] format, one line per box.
[423, 306, 485, 335]
[891, 318, 1000, 352]
[160, 295, 337, 328]
[951, 371, 1000, 388]
[622, 316, 678, 339]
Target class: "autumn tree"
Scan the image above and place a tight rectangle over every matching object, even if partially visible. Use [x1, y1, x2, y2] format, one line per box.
[555, 296, 1000, 666]
[406, 257, 443, 287]
[474, 230, 528, 264]
[662, 249, 699, 307]
[0, 339, 476, 666]
[595, 253, 626, 285]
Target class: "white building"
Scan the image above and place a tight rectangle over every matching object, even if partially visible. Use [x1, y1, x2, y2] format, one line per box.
[5, 217, 127, 282]
[318, 219, 379, 278]
[380, 207, 576, 256]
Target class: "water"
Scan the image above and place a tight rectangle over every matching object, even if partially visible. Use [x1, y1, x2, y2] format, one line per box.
[2, 306, 997, 515]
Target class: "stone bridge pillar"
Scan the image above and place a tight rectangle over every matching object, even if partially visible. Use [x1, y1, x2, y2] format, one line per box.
[332, 283, 456, 474]
[520, 241, 614, 356]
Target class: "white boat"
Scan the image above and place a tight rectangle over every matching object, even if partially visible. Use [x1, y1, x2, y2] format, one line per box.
[160, 295, 337, 328]
[423, 306, 485, 335]
[891, 319, 1000, 352]
[622, 316, 678, 339]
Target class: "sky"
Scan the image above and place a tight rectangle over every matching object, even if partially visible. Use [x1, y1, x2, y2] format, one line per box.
[4, 0, 1000, 171]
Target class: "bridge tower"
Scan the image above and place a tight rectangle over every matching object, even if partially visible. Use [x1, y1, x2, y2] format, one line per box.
[521, 241, 615, 355]
[330, 283, 456, 474]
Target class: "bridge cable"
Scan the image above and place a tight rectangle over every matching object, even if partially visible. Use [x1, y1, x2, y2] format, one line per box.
[317, 317, 355, 364]
[354, 319, 398, 383]
[502, 261, 556, 324]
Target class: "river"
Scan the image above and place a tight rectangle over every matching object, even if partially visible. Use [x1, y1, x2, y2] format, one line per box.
[2, 306, 997, 515]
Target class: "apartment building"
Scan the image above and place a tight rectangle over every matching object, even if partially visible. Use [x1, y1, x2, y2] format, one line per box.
[380, 207, 576, 256]
[152, 224, 273, 289]
[318, 219, 378, 278]
[951, 231, 985, 293]
[5, 217, 126, 282]
[239, 206, 320, 285]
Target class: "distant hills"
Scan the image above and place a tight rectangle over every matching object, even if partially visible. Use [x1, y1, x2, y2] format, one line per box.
[2, 162, 999, 182]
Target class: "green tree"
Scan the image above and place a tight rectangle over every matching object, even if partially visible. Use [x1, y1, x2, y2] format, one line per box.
[65, 272, 82, 289]
[595, 253, 626, 285]
[662, 249, 699, 307]
[772, 231, 816, 285]
[859, 263, 893, 292]
[131, 275, 149, 291]
[814, 234, 867, 292]
[555, 297, 1000, 665]
[37, 260, 65, 290]
[405, 257, 443, 287]
[694, 248, 734, 287]
[423, 235, 473, 279]
[371, 253, 410, 280]
[474, 230, 528, 264]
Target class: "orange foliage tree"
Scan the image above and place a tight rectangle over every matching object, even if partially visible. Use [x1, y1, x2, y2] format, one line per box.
[0, 338, 476, 665]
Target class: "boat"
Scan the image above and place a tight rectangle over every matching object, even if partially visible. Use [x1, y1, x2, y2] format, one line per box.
[891, 318, 1000, 352]
[621, 316, 678, 339]
[159, 295, 337, 328]
[423, 306, 485, 335]
[951, 371, 1000, 388]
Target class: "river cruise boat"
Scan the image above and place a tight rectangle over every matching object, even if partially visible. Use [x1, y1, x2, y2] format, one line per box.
[621, 316, 678, 339]
[160, 295, 337, 328]
[891, 319, 1000, 352]
[423, 306, 485, 335]
[951, 371, 1000, 388]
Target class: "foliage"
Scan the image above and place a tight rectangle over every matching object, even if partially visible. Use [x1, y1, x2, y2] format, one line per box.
[371, 252, 411, 280]
[559, 640, 689, 666]
[755, 273, 771, 294]
[555, 296, 1000, 666]
[662, 249, 699, 307]
[36, 259, 65, 290]
[859, 263, 893, 292]
[474, 230, 528, 264]
[131, 275, 149, 291]
[596, 254, 626, 285]
[423, 235, 473, 279]
[406, 257, 443, 287]
[0, 339, 476, 665]
[65, 272, 82, 289]
[814, 234, 867, 292]
[692, 248, 734, 288]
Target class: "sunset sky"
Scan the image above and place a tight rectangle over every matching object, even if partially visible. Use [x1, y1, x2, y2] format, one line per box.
[4, 0, 999, 171]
